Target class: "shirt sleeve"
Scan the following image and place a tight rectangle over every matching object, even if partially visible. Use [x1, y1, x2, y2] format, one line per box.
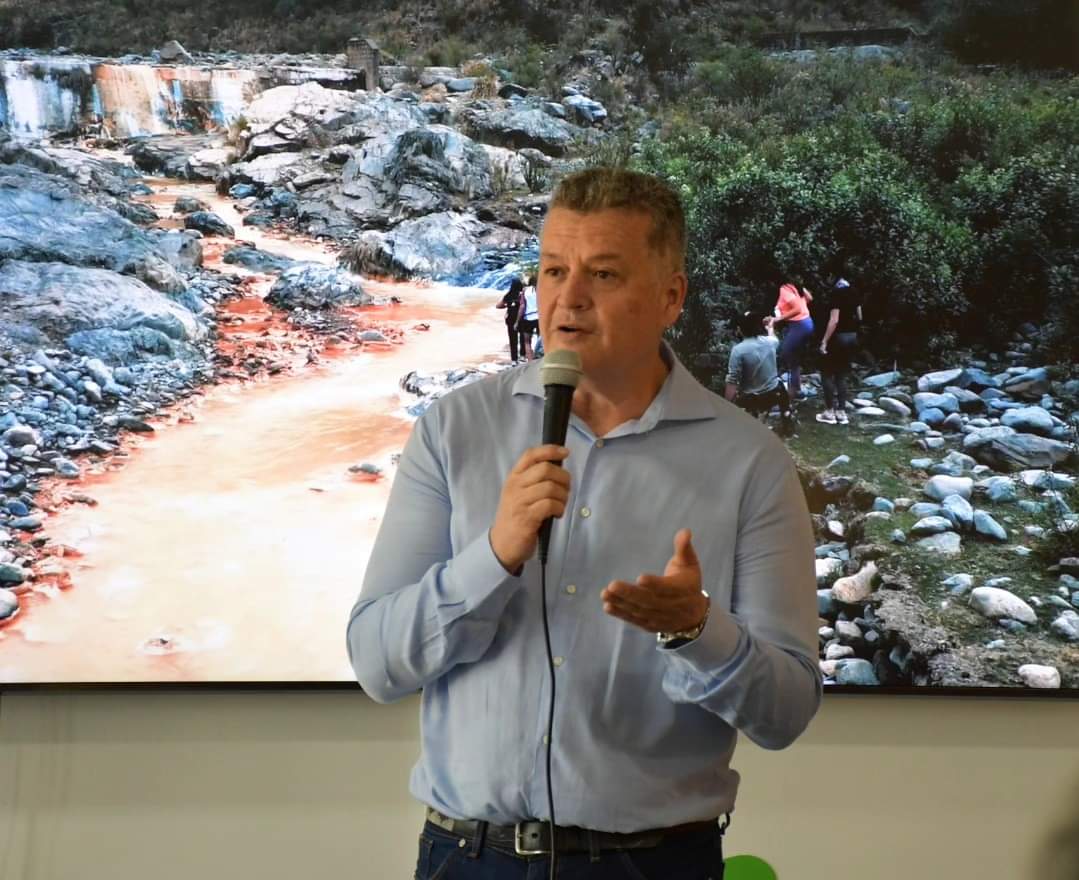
[345, 403, 522, 703]
[658, 445, 822, 750]
[724, 346, 742, 387]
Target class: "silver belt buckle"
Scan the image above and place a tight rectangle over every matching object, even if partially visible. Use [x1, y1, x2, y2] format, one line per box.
[514, 821, 549, 855]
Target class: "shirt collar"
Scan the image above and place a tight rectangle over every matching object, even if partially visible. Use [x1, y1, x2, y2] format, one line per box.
[511, 341, 720, 429]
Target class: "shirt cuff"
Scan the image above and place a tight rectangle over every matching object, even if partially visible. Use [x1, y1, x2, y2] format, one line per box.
[658, 605, 744, 671]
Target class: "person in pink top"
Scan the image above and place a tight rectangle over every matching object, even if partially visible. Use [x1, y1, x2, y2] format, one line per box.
[772, 282, 814, 398]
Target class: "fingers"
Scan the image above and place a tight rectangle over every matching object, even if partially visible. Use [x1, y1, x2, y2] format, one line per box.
[511, 445, 569, 475]
[673, 528, 699, 567]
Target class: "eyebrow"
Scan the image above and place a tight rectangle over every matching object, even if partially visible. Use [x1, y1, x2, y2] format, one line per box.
[540, 252, 626, 262]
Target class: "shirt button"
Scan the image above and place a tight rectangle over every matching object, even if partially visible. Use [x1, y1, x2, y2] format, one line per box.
[553, 656, 564, 667]
[565, 585, 577, 595]
[542, 735, 550, 745]
[580, 507, 591, 518]
[595, 439, 605, 448]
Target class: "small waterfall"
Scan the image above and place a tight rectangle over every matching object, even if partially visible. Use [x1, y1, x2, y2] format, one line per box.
[0, 58, 94, 138]
[0, 56, 260, 139]
[93, 64, 172, 136]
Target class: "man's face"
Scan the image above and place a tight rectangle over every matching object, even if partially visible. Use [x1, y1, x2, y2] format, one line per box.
[537, 207, 686, 379]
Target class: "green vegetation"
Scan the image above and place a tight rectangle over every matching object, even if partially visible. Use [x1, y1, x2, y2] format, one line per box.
[634, 55, 1079, 367]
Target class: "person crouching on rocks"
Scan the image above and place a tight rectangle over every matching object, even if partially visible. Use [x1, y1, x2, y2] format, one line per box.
[725, 310, 795, 437]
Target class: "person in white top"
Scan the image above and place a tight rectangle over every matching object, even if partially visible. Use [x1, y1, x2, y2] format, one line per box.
[516, 275, 541, 360]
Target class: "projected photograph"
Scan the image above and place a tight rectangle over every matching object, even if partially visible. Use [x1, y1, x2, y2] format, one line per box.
[0, 1, 1076, 689]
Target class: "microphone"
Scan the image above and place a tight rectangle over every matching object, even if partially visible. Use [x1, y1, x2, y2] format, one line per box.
[538, 349, 583, 565]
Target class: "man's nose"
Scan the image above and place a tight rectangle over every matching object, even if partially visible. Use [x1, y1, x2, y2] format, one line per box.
[560, 269, 592, 308]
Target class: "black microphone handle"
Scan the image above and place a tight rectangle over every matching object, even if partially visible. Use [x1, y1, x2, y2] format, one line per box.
[538, 383, 575, 564]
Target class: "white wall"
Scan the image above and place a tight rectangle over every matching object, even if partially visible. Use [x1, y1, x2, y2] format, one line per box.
[0, 690, 1075, 880]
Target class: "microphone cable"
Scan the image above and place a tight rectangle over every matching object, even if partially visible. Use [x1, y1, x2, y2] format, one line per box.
[538, 556, 558, 880]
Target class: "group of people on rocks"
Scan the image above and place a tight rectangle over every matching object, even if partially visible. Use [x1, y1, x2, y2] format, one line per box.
[495, 274, 542, 363]
[496, 271, 863, 436]
[724, 277, 863, 435]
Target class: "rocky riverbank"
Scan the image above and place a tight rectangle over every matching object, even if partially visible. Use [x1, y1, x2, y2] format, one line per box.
[794, 329, 1079, 689]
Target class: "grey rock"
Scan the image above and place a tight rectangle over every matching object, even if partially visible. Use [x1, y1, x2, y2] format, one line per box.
[562, 94, 608, 124]
[963, 425, 1074, 472]
[910, 515, 955, 536]
[909, 502, 943, 517]
[1003, 367, 1050, 400]
[467, 107, 577, 155]
[919, 407, 947, 426]
[916, 532, 962, 555]
[184, 211, 234, 238]
[877, 397, 911, 418]
[914, 392, 960, 415]
[872, 497, 895, 513]
[873, 434, 895, 446]
[266, 264, 371, 310]
[924, 475, 973, 501]
[942, 573, 974, 595]
[0, 563, 25, 586]
[942, 494, 974, 530]
[835, 658, 879, 686]
[973, 510, 1008, 542]
[1018, 665, 1061, 689]
[222, 246, 296, 274]
[0, 588, 18, 621]
[1050, 610, 1079, 642]
[917, 369, 964, 393]
[984, 477, 1018, 504]
[1001, 406, 1055, 436]
[863, 371, 900, 388]
[970, 586, 1036, 624]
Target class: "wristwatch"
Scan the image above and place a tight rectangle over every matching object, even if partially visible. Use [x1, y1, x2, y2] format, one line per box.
[656, 591, 710, 649]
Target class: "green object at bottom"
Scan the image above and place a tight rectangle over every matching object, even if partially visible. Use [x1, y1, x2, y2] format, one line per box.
[724, 854, 778, 880]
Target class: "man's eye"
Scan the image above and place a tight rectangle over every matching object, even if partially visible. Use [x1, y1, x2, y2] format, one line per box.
[596, 270, 615, 280]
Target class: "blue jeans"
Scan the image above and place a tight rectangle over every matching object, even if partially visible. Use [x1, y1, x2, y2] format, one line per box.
[414, 821, 725, 879]
[779, 316, 814, 396]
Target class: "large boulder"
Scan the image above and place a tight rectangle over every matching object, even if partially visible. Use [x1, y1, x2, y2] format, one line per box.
[294, 125, 505, 236]
[1000, 406, 1055, 436]
[149, 229, 203, 271]
[1002, 368, 1050, 400]
[969, 587, 1036, 624]
[184, 211, 235, 238]
[916, 369, 964, 393]
[913, 392, 959, 415]
[222, 246, 296, 274]
[466, 106, 577, 155]
[0, 163, 183, 293]
[230, 152, 321, 189]
[352, 211, 488, 279]
[923, 475, 974, 501]
[0, 260, 204, 352]
[128, 135, 220, 179]
[963, 426, 1074, 472]
[265, 263, 371, 310]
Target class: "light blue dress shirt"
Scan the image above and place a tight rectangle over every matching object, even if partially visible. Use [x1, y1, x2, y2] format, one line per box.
[347, 346, 821, 833]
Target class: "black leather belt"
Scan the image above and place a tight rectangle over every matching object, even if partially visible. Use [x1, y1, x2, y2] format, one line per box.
[425, 807, 721, 856]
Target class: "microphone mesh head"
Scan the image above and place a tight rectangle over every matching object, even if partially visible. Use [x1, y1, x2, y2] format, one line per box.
[539, 349, 584, 388]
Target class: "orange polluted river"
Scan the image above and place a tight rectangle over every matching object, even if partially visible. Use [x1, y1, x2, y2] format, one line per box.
[0, 178, 508, 684]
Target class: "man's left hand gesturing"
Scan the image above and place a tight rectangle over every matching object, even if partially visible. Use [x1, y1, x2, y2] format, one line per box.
[601, 529, 709, 633]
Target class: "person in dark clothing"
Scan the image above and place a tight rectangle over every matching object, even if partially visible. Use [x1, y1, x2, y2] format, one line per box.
[496, 276, 525, 363]
[816, 278, 863, 425]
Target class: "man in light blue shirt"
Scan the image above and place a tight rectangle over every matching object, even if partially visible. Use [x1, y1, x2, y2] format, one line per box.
[348, 168, 820, 879]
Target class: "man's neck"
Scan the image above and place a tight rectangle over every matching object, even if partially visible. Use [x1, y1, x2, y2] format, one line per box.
[571, 351, 671, 437]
